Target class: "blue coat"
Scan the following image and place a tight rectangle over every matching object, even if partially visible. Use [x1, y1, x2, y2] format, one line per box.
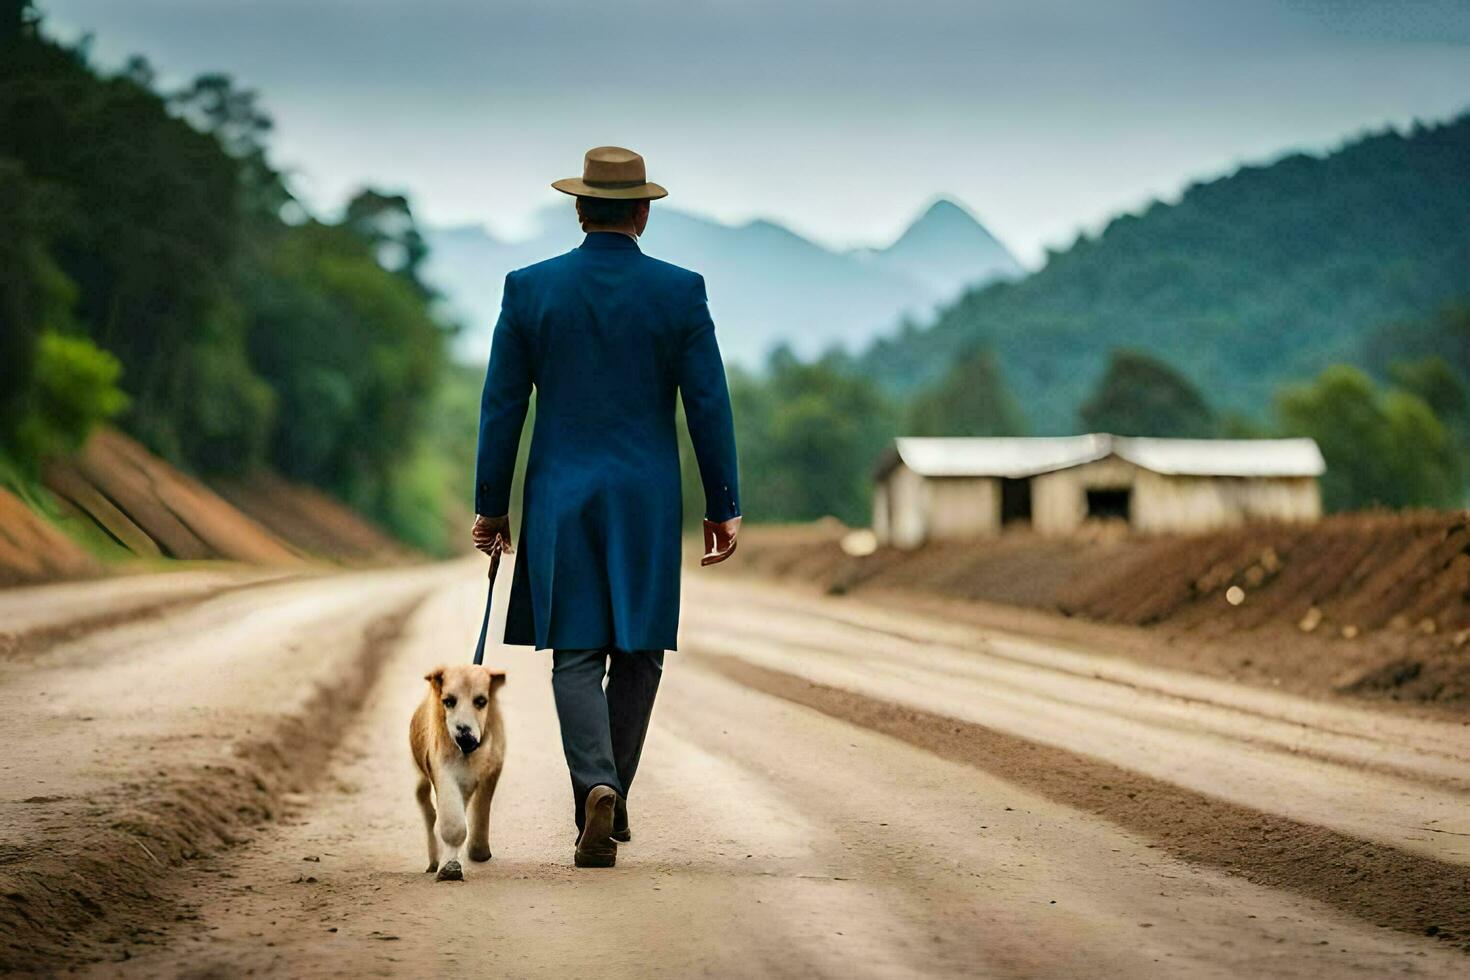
[475, 232, 741, 652]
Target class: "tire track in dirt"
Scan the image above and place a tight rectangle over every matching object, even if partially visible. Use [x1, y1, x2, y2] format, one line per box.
[0, 572, 307, 662]
[689, 649, 1470, 954]
[0, 591, 430, 974]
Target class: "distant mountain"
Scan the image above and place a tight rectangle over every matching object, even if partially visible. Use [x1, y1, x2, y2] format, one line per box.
[424, 198, 1021, 366]
[851, 198, 1023, 300]
[863, 112, 1470, 433]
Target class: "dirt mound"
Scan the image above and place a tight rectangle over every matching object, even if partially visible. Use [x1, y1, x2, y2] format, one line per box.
[44, 429, 304, 565]
[212, 471, 415, 563]
[0, 488, 101, 586]
[1058, 512, 1470, 636]
[0, 594, 427, 973]
[736, 516, 1470, 709]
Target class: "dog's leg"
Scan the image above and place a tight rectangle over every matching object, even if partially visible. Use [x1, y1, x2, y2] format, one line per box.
[416, 776, 438, 873]
[467, 770, 500, 862]
[434, 777, 467, 881]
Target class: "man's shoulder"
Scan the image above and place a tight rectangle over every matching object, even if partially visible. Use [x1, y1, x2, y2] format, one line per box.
[505, 247, 704, 295]
[636, 252, 703, 287]
[505, 249, 579, 284]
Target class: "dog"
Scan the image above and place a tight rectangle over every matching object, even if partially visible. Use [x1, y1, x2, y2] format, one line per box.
[409, 664, 506, 881]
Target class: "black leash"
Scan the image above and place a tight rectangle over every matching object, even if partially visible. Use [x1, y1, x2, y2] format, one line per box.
[472, 556, 499, 666]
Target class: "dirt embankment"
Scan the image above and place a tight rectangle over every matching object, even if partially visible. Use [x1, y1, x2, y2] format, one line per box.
[0, 487, 101, 586]
[0, 428, 418, 586]
[212, 470, 414, 564]
[43, 429, 304, 566]
[737, 514, 1470, 709]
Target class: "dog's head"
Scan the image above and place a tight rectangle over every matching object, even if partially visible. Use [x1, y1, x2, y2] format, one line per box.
[425, 665, 506, 755]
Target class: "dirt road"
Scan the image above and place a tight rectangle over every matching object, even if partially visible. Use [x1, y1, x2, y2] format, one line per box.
[3, 563, 1468, 977]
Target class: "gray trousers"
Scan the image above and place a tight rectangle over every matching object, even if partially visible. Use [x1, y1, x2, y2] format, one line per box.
[551, 647, 664, 831]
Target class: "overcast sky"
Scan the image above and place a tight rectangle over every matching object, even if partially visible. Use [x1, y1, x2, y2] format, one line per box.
[41, 0, 1470, 265]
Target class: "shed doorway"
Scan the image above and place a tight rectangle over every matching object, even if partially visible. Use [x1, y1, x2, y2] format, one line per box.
[1086, 487, 1131, 522]
[1000, 478, 1032, 526]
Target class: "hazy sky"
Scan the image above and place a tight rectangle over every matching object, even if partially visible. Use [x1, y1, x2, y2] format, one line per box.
[42, 0, 1470, 265]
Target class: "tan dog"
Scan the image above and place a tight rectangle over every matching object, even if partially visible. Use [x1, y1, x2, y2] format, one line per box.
[410, 664, 506, 881]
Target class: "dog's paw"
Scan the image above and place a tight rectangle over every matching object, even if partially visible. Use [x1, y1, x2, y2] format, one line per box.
[468, 844, 492, 863]
[424, 861, 438, 874]
[435, 860, 463, 882]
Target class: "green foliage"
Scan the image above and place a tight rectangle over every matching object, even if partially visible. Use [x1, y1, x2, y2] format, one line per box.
[0, 156, 122, 467]
[0, 29, 454, 548]
[243, 221, 445, 512]
[906, 347, 1027, 437]
[864, 115, 1470, 433]
[0, 1, 37, 45]
[342, 189, 434, 297]
[0, 36, 264, 466]
[1276, 365, 1460, 511]
[727, 348, 897, 524]
[0, 158, 57, 434]
[1389, 356, 1468, 440]
[1387, 357, 1470, 426]
[1078, 349, 1215, 437]
[11, 331, 129, 463]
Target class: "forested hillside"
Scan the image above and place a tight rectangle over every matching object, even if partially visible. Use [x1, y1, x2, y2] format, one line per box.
[0, 7, 458, 551]
[864, 114, 1470, 433]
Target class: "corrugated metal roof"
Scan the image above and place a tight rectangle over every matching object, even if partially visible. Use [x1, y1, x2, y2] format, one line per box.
[891, 435, 1111, 478]
[1113, 437, 1325, 477]
[887, 434, 1324, 479]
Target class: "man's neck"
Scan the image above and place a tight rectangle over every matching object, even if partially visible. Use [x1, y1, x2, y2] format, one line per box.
[583, 224, 639, 241]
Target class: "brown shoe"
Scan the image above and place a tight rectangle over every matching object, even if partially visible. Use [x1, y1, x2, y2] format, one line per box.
[612, 797, 631, 843]
[574, 785, 619, 868]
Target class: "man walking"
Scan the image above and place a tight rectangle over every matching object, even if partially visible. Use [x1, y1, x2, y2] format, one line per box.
[472, 146, 741, 868]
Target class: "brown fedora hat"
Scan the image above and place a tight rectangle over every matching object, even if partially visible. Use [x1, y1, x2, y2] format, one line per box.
[552, 146, 668, 200]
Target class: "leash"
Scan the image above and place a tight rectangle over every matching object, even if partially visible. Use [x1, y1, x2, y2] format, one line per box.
[472, 556, 500, 666]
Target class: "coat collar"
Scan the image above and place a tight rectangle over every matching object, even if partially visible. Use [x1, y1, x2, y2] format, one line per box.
[580, 231, 641, 251]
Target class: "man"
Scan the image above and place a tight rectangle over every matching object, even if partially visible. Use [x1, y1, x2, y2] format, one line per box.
[471, 146, 741, 869]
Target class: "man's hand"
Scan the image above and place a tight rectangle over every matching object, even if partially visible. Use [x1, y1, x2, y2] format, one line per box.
[701, 515, 741, 567]
[472, 514, 513, 579]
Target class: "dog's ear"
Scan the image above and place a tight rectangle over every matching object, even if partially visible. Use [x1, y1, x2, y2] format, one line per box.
[488, 669, 507, 691]
[424, 668, 445, 690]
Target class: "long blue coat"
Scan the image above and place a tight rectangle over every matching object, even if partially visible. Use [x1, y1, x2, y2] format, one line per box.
[475, 232, 741, 652]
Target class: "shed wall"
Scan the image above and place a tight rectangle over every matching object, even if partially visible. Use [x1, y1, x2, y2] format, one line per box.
[1032, 457, 1139, 536]
[876, 452, 1322, 545]
[885, 464, 929, 549]
[926, 477, 1000, 541]
[1131, 473, 1321, 533]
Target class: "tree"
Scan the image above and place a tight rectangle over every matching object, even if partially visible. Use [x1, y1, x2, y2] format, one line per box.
[1390, 356, 1468, 436]
[0, 1, 36, 46]
[906, 346, 1027, 437]
[240, 220, 447, 538]
[169, 73, 291, 218]
[0, 159, 127, 469]
[1078, 349, 1214, 436]
[0, 29, 456, 550]
[727, 347, 896, 524]
[13, 332, 130, 461]
[1276, 364, 1460, 511]
[0, 40, 265, 467]
[0, 159, 49, 435]
[343, 189, 432, 297]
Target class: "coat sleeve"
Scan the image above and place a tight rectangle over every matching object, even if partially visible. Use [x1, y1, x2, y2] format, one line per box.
[678, 275, 741, 522]
[474, 272, 532, 517]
